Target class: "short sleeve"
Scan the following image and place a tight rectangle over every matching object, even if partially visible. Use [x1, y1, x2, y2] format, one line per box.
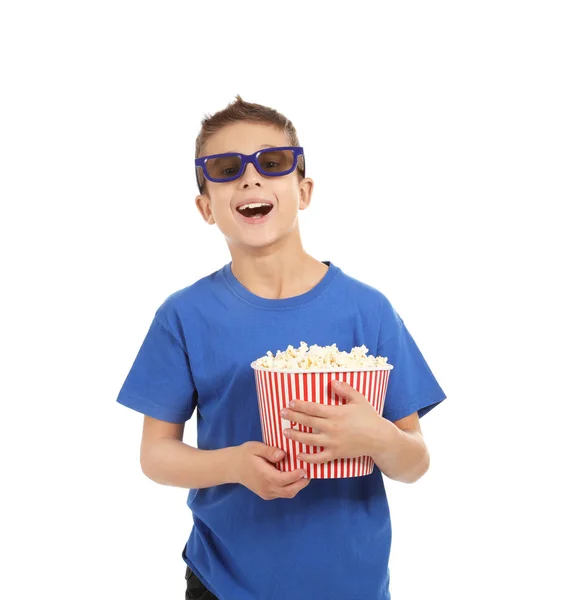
[377, 297, 446, 422]
[116, 311, 198, 423]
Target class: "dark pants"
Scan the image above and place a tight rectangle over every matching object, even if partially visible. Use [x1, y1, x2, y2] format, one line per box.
[185, 565, 219, 600]
[183, 546, 219, 600]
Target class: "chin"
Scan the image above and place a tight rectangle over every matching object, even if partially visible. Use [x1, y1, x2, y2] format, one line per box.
[228, 229, 290, 252]
[221, 215, 299, 251]
[239, 234, 282, 250]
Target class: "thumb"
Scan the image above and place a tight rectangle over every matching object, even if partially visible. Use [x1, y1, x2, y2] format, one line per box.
[332, 380, 362, 402]
[263, 445, 285, 463]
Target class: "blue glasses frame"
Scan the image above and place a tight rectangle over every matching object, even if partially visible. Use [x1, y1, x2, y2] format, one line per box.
[195, 146, 304, 193]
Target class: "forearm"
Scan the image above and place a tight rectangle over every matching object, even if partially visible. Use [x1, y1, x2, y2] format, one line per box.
[141, 438, 238, 489]
[368, 418, 430, 484]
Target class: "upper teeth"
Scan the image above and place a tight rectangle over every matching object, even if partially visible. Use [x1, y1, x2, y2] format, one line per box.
[237, 202, 271, 212]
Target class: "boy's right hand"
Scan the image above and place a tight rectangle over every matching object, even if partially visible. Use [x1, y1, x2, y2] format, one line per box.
[233, 441, 310, 500]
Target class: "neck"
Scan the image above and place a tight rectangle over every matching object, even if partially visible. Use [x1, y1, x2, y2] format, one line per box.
[228, 229, 327, 300]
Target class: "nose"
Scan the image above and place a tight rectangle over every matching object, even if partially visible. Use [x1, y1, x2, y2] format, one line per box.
[238, 161, 262, 189]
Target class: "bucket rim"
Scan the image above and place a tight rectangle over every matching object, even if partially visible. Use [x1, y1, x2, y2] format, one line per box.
[250, 362, 393, 373]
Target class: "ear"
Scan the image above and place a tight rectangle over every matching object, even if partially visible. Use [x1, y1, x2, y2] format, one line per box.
[298, 177, 314, 211]
[196, 194, 215, 225]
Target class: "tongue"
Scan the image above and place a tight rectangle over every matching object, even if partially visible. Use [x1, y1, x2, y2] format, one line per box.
[240, 206, 272, 218]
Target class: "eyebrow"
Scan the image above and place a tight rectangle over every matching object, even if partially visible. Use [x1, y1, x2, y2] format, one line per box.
[220, 144, 277, 154]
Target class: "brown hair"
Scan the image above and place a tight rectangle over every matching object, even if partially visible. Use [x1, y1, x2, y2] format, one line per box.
[195, 95, 305, 192]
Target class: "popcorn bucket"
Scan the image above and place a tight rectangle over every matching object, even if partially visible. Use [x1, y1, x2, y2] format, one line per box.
[251, 365, 392, 478]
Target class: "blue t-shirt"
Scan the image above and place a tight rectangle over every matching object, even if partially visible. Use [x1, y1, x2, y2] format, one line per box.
[116, 261, 446, 600]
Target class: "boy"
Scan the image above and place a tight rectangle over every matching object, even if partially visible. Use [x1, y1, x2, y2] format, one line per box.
[116, 96, 446, 600]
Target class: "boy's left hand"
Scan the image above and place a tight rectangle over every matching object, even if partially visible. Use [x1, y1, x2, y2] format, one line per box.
[280, 380, 396, 463]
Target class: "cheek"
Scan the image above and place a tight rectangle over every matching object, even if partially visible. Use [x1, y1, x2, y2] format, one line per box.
[274, 183, 301, 208]
[208, 191, 232, 218]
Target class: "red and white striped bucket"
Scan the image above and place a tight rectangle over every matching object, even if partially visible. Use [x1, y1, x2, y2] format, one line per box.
[251, 366, 392, 478]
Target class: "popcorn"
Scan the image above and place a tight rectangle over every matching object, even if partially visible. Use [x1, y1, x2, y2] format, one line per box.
[251, 342, 394, 477]
[252, 341, 393, 371]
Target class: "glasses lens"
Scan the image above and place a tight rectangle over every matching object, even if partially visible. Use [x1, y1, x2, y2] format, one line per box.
[205, 154, 242, 180]
[257, 149, 295, 175]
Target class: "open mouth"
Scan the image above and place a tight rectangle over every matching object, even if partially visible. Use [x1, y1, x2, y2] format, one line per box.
[236, 202, 274, 220]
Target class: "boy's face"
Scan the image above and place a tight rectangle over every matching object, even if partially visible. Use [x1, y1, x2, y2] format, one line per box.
[195, 121, 313, 251]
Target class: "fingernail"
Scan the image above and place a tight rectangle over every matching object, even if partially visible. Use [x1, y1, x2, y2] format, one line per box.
[333, 380, 341, 387]
[289, 401, 296, 408]
[283, 429, 290, 437]
[280, 409, 288, 417]
[301, 470, 307, 478]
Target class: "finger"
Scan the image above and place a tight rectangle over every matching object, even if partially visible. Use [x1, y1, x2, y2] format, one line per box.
[283, 428, 326, 446]
[280, 476, 311, 498]
[286, 400, 336, 418]
[298, 450, 334, 464]
[273, 468, 308, 486]
[280, 408, 321, 430]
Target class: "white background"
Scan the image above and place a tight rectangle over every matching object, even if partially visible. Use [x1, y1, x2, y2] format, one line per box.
[1, 1, 584, 598]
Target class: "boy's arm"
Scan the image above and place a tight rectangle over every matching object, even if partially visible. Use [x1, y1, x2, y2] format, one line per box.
[280, 384, 431, 484]
[139, 416, 310, 500]
[140, 415, 238, 488]
[368, 411, 431, 484]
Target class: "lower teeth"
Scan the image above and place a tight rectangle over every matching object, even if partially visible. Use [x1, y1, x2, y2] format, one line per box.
[240, 210, 270, 219]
